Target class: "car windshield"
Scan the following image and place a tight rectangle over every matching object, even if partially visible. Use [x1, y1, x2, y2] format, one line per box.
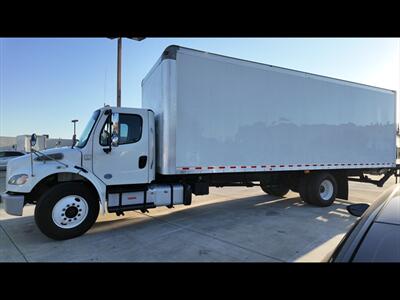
[76, 110, 100, 148]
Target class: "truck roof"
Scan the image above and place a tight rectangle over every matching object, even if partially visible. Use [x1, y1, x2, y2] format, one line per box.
[143, 44, 396, 95]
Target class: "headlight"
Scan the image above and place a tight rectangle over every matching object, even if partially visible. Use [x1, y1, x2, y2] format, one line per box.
[8, 174, 29, 185]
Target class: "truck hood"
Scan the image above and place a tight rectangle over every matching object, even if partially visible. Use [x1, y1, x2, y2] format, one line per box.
[6, 147, 82, 180]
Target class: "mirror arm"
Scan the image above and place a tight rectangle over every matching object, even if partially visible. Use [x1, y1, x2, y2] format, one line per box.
[30, 133, 37, 177]
[105, 116, 112, 154]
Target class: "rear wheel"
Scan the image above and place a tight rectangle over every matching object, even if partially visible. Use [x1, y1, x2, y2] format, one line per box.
[34, 182, 99, 240]
[305, 172, 337, 207]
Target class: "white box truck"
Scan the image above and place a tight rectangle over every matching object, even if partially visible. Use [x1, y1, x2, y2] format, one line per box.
[1, 45, 398, 240]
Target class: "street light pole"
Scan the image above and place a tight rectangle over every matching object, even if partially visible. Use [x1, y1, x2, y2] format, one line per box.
[117, 37, 122, 107]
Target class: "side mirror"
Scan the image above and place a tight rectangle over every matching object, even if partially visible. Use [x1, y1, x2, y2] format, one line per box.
[30, 133, 37, 147]
[111, 113, 119, 147]
[347, 203, 370, 217]
[111, 134, 119, 147]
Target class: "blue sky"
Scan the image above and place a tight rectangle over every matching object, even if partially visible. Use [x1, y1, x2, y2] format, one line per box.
[0, 38, 399, 138]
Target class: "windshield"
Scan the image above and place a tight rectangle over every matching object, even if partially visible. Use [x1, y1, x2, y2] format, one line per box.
[76, 110, 100, 148]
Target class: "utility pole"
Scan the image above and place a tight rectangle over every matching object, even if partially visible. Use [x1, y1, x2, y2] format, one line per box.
[112, 37, 145, 108]
[117, 38, 122, 107]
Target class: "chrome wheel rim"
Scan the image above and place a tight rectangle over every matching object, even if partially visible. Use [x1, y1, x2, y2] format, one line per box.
[52, 195, 88, 229]
[319, 179, 334, 201]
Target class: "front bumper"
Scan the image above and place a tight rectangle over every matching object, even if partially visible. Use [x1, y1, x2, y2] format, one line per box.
[0, 192, 25, 216]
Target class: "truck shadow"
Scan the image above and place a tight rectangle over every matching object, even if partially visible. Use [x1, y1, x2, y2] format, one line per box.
[0, 191, 358, 262]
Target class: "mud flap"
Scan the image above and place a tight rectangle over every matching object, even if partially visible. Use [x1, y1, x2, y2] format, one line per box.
[335, 174, 348, 200]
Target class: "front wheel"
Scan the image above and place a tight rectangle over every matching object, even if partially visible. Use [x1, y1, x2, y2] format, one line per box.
[34, 182, 99, 240]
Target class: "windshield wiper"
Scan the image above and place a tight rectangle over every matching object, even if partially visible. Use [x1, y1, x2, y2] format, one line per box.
[31, 149, 68, 168]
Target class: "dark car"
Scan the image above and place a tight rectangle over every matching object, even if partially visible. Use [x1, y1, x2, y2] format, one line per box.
[328, 184, 400, 262]
[0, 151, 25, 171]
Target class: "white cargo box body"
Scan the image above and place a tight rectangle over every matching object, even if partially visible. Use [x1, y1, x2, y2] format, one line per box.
[142, 46, 396, 175]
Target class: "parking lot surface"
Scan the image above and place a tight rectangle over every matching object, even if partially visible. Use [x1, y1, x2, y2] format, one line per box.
[0, 171, 396, 262]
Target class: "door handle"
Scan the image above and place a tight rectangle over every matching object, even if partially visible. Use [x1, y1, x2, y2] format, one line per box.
[139, 155, 147, 169]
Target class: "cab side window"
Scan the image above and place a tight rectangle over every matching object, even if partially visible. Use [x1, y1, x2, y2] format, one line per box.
[119, 114, 142, 144]
[99, 114, 142, 146]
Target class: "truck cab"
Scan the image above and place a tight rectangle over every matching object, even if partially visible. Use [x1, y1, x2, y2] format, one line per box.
[77, 106, 155, 186]
[1, 106, 190, 240]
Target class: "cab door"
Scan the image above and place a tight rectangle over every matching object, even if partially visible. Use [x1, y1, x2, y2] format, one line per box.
[92, 108, 149, 185]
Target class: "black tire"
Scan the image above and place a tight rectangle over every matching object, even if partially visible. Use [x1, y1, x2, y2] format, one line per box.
[299, 175, 313, 204]
[34, 182, 99, 240]
[306, 172, 337, 207]
[260, 184, 290, 197]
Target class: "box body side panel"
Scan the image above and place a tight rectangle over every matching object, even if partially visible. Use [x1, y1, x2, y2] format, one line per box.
[174, 50, 396, 171]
